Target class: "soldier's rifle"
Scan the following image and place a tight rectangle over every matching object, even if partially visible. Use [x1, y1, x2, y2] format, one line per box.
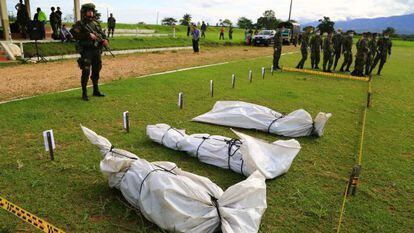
[84, 23, 115, 57]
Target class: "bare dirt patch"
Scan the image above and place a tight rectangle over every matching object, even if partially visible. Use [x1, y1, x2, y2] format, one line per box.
[0, 46, 298, 101]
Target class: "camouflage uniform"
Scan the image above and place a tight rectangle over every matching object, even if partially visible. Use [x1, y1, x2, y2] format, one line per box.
[71, 4, 107, 100]
[332, 33, 343, 70]
[273, 30, 282, 70]
[296, 32, 310, 69]
[322, 34, 334, 72]
[310, 33, 322, 69]
[370, 35, 392, 75]
[339, 33, 353, 72]
[365, 34, 376, 75]
[351, 36, 368, 77]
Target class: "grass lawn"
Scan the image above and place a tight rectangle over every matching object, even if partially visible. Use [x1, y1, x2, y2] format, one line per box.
[22, 24, 247, 57]
[0, 41, 413, 232]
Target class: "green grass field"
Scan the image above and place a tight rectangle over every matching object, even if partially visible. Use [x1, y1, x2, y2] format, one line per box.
[23, 24, 246, 57]
[0, 41, 413, 232]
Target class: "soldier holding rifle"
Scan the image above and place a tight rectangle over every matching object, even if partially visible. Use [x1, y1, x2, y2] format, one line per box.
[71, 4, 110, 101]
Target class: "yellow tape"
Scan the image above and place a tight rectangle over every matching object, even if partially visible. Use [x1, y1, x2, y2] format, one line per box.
[336, 181, 350, 233]
[0, 196, 65, 233]
[281, 67, 369, 82]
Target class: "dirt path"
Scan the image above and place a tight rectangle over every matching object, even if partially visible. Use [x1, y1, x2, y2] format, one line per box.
[0, 46, 297, 101]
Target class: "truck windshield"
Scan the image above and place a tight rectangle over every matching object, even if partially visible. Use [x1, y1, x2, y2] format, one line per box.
[259, 31, 272, 35]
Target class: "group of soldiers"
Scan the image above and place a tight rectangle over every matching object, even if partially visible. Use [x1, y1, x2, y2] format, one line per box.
[291, 28, 392, 76]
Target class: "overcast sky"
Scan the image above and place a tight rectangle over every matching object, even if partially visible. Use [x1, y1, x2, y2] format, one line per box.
[6, 0, 414, 24]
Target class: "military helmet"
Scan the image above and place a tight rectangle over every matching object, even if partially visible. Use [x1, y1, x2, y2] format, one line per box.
[81, 3, 95, 13]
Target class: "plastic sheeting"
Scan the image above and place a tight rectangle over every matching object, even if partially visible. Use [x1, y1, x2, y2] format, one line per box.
[147, 124, 301, 179]
[81, 126, 267, 233]
[192, 101, 332, 137]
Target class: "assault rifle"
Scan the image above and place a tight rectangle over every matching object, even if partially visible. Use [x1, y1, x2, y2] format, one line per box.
[84, 23, 115, 57]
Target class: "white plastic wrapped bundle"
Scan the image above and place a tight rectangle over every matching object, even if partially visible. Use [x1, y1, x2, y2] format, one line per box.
[147, 124, 301, 179]
[192, 101, 332, 137]
[82, 126, 267, 233]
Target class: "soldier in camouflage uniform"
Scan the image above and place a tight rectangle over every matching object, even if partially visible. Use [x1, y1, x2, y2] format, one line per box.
[332, 29, 343, 71]
[339, 31, 354, 72]
[296, 27, 312, 69]
[370, 32, 392, 76]
[310, 31, 322, 69]
[322, 32, 334, 72]
[273, 28, 283, 70]
[351, 32, 369, 77]
[364, 32, 376, 75]
[71, 4, 109, 101]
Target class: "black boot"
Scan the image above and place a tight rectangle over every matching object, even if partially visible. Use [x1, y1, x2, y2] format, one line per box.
[82, 91, 89, 101]
[81, 83, 89, 101]
[92, 83, 105, 97]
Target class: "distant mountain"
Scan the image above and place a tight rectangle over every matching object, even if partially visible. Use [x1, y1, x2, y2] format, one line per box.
[303, 13, 414, 35]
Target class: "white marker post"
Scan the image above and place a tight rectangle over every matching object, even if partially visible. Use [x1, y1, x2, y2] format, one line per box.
[262, 67, 265, 79]
[43, 130, 56, 161]
[210, 80, 214, 97]
[178, 92, 183, 109]
[123, 111, 130, 133]
[173, 27, 176, 38]
[249, 70, 253, 83]
[271, 65, 274, 75]
[231, 74, 236, 88]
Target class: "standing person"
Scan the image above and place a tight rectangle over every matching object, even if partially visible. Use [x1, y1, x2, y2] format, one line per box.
[229, 26, 233, 40]
[192, 24, 200, 53]
[370, 31, 392, 75]
[107, 13, 116, 38]
[49, 7, 58, 39]
[310, 31, 322, 69]
[339, 31, 354, 72]
[364, 32, 375, 75]
[34, 8, 47, 39]
[56, 7, 63, 32]
[201, 21, 207, 38]
[71, 3, 109, 101]
[219, 26, 225, 40]
[187, 24, 191, 36]
[351, 32, 368, 77]
[296, 28, 312, 69]
[322, 32, 334, 72]
[273, 28, 283, 70]
[332, 28, 343, 71]
[292, 34, 298, 47]
[15, 0, 30, 38]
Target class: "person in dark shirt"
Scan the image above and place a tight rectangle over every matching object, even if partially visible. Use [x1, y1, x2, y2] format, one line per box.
[201, 21, 207, 38]
[107, 13, 116, 38]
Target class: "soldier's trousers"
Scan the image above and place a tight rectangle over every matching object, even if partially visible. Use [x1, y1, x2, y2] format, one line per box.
[273, 47, 282, 69]
[78, 49, 102, 95]
[370, 53, 387, 74]
[311, 50, 321, 69]
[51, 23, 59, 38]
[297, 48, 308, 69]
[323, 52, 333, 71]
[352, 55, 366, 77]
[365, 53, 373, 75]
[340, 51, 353, 71]
[333, 49, 341, 70]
